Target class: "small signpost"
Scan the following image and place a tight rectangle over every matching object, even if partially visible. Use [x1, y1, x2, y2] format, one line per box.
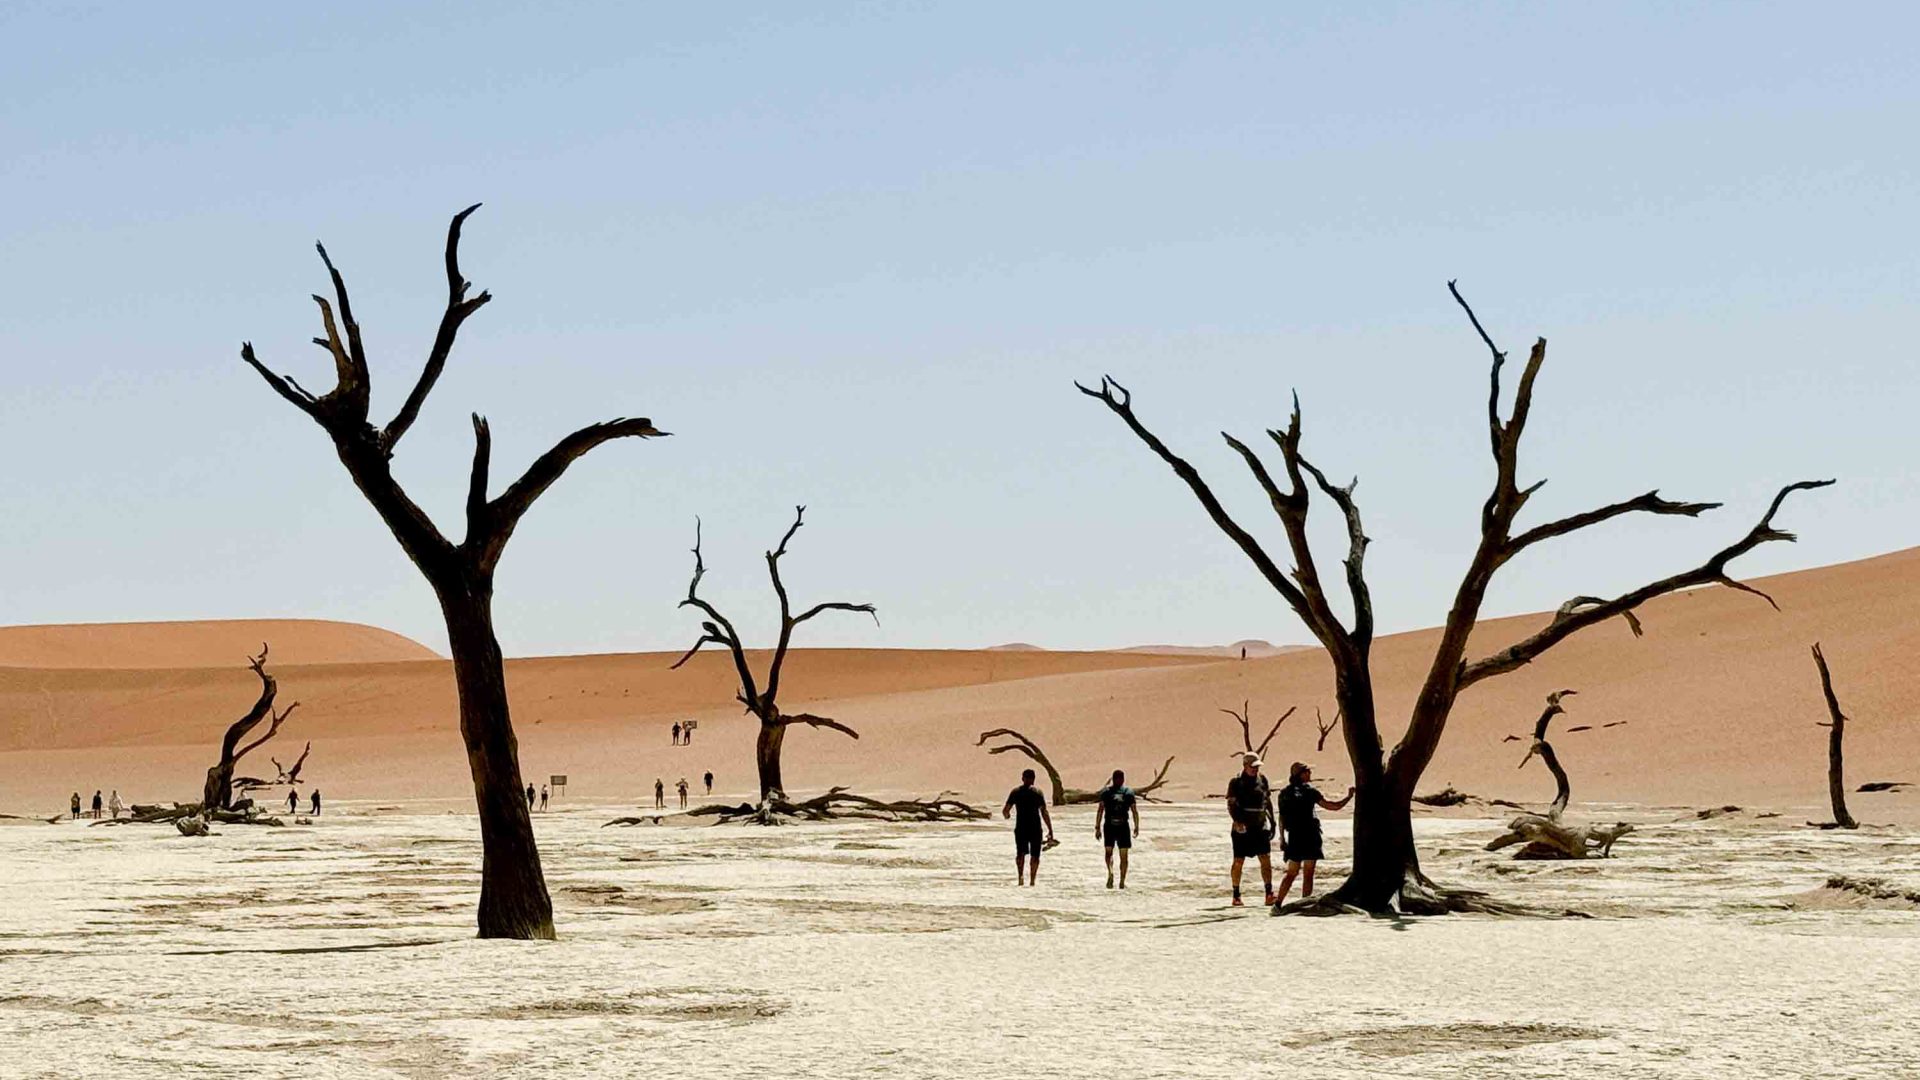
[549, 775, 568, 799]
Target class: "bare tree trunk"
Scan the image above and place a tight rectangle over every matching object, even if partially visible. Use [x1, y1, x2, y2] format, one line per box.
[202, 646, 297, 811]
[1812, 643, 1857, 830]
[755, 718, 788, 800]
[441, 583, 553, 940]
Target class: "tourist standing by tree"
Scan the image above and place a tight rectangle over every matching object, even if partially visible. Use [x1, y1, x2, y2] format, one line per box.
[1225, 754, 1275, 906]
[1275, 762, 1353, 907]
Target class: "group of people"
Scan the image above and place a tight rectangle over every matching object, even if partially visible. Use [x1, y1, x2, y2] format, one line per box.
[1002, 752, 1351, 906]
[652, 771, 714, 809]
[668, 720, 698, 746]
[70, 790, 121, 820]
[525, 783, 551, 811]
[286, 789, 322, 816]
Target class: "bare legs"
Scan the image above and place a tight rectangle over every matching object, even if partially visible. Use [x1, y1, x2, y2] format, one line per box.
[1103, 844, 1130, 888]
[1275, 859, 1316, 906]
[1230, 855, 1274, 904]
[1016, 854, 1040, 886]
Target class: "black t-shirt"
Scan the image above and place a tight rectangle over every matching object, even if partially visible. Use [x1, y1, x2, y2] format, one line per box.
[1099, 786, 1136, 830]
[1279, 782, 1323, 834]
[1006, 785, 1046, 832]
[1226, 773, 1271, 829]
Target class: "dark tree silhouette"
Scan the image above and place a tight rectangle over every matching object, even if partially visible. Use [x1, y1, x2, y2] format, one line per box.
[672, 507, 875, 803]
[1078, 282, 1830, 914]
[1811, 643, 1858, 829]
[202, 645, 299, 812]
[1221, 700, 1296, 759]
[240, 206, 667, 939]
[1486, 690, 1633, 858]
[1314, 707, 1341, 753]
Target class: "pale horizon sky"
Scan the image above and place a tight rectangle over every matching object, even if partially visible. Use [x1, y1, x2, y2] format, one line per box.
[2, 4, 1915, 658]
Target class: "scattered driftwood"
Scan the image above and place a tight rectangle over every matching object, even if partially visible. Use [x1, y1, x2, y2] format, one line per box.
[176, 816, 210, 837]
[648, 787, 987, 826]
[974, 728, 1173, 804]
[203, 645, 299, 811]
[1221, 701, 1295, 758]
[1486, 691, 1633, 859]
[1810, 643, 1858, 829]
[672, 508, 874, 807]
[1413, 786, 1472, 807]
[1080, 280, 1828, 914]
[1858, 781, 1911, 794]
[1696, 805, 1742, 819]
[94, 802, 285, 828]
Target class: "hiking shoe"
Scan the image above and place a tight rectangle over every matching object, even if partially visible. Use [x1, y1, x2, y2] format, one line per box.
[1231, 895, 1244, 907]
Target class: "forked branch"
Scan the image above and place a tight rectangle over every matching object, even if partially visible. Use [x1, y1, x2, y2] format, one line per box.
[1220, 701, 1296, 757]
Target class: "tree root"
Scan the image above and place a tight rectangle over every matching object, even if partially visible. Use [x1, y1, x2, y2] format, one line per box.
[1273, 868, 1590, 918]
[627, 787, 989, 826]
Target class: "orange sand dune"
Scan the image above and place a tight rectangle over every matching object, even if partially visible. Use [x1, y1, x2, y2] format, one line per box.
[0, 618, 439, 670]
[2, 550, 1917, 821]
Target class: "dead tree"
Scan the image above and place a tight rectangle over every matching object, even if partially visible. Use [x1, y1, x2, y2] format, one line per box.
[1314, 707, 1341, 752]
[1486, 690, 1633, 858]
[672, 508, 874, 805]
[1079, 281, 1829, 914]
[272, 741, 313, 786]
[240, 206, 667, 939]
[1811, 643, 1858, 829]
[975, 729, 1174, 803]
[1221, 701, 1296, 758]
[202, 646, 299, 812]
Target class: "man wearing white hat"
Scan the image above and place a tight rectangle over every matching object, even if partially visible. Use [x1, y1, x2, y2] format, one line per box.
[1225, 752, 1275, 906]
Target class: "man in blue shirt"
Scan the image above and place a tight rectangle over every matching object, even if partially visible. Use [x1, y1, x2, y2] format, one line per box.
[1095, 769, 1141, 889]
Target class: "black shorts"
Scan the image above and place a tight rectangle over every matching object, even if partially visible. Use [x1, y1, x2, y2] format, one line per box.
[1015, 829, 1044, 858]
[1231, 826, 1272, 859]
[1103, 825, 1132, 850]
[1283, 824, 1324, 864]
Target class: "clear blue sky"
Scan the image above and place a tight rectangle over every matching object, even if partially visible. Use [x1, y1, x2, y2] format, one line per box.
[2, 3, 1914, 657]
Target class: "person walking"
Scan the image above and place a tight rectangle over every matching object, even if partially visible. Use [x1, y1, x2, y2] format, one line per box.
[107, 790, 123, 820]
[1095, 769, 1141, 889]
[310, 790, 322, 816]
[525, 783, 536, 811]
[682, 721, 694, 746]
[671, 722, 682, 747]
[676, 778, 689, 808]
[1274, 762, 1354, 907]
[91, 790, 103, 820]
[703, 770, 714, 796]
[1225, 753, 1275, 907]
[287, 788, 300, 816]
[70, 792, 81, 820]
[1001, 768, 1054, 886]
[539, 785, 550, 812]
[654, 778, 665, 810]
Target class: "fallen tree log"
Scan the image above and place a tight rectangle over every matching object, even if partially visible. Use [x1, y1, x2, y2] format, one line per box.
[615, 787, 988, 827]
[975, 729, 1174, 803]
[1485, 691, 1634, 859]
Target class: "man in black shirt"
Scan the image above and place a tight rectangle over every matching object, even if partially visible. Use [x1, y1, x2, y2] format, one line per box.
[1002, 768, 1055, 886]
[1275, 761, 1354, 906]
[1095, 769, 1141, 889]
[1225, 753, 1274, 906]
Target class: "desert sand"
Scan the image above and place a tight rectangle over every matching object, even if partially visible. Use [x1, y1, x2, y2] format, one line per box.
[3, 548, 1916, 822]
[1, 550, 1918, 1077]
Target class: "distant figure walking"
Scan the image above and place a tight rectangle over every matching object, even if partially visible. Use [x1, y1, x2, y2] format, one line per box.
[682, 720, 694, 745]
[310, 790, 322, 816]
[1226, 753, 1275, 907]
[1096, 770, 1140, 889]
[287, 789, 299, 815]
[108, 790, 123, 820]
[91, 790, 103, 820]
[676, 778, 689, 808]
[654, 778, 665, 810]
[703, 770, 714, 796]
[525, 783, 536, 811]
[1002, 768, 1055, 886]
[1273, 762, 1353, 907]
[70, 792, 81, 820]
[540, 785, 550, 812]
[671, 722, 682, 746]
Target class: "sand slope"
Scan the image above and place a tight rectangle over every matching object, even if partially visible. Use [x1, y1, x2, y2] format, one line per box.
[0, 618, 439, 669]
[2, 549, 1917, 819]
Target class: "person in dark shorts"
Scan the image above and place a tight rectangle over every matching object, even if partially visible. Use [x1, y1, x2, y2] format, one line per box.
[310, 789, 322, 816]
[1095, 769, 1141, 889]
[1002, 768, 1055, 886]
[653, 778, 665, 809]
[525, 783, 536, 811]
[1275, 761, 1353, 906]
[671, 721, 682, 746]
[1225, 753, 1274, 906]
[91, 791, 103, 820]
[703, 770, 714, 795]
